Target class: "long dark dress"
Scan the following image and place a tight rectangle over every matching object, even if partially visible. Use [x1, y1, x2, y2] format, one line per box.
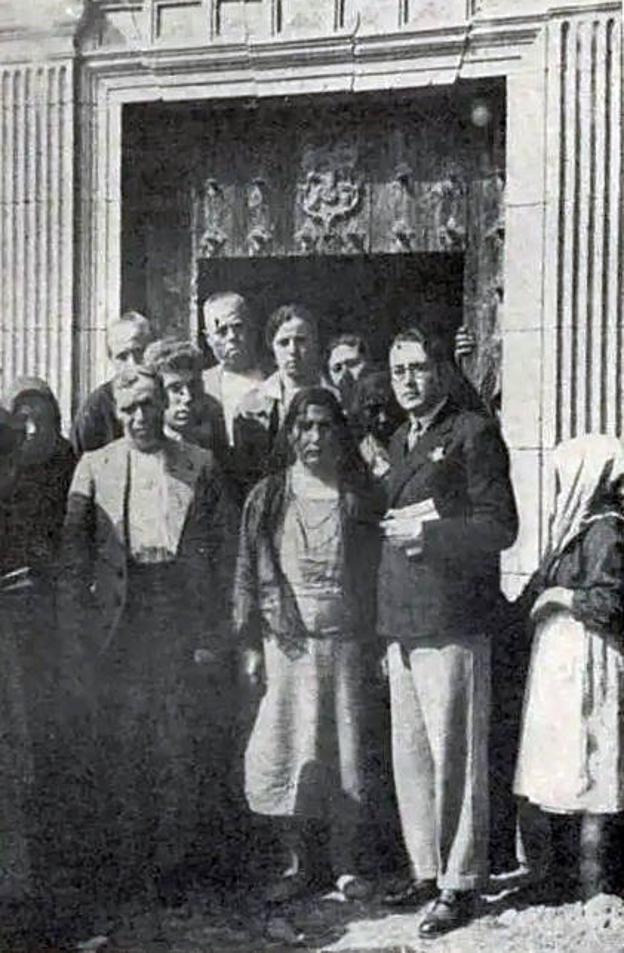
[0, 602, 33, 905]
[0, 438, 76, 898]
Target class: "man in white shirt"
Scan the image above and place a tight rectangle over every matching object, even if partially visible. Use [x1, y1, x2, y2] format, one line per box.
[58, 366, 238, 910]
[201, 292, 265, 446]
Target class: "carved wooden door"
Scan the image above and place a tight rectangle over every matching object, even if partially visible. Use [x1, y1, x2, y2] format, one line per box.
[123, 87, 504, 395]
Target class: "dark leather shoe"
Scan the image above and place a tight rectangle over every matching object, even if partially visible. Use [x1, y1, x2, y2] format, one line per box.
[382, 878, 437, 908]
[418, 889, 476, 938]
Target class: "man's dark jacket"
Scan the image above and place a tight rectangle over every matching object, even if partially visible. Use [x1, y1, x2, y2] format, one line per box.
[70, 381, 121, 456]
[378, 401, 518, 643]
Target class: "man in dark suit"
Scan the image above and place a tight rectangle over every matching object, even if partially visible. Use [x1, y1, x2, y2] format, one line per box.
[378, 327, 518, 938]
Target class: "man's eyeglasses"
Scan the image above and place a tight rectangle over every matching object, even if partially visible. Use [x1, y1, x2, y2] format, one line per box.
[390, 363, 433, 381]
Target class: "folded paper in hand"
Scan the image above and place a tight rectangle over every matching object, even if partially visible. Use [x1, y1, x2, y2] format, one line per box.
[386, 498, 440, 523]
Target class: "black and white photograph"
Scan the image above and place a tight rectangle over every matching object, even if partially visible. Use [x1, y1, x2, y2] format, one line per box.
[0, 1, 623, 950]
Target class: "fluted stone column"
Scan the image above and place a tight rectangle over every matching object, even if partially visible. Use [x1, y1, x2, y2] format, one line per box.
[502, 4, 622, 591]
[0, 2, 85, 427]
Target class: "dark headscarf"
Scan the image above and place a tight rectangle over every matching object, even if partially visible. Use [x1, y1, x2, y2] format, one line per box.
[7, 377, 62, 434]
[0, 407, 23, 456]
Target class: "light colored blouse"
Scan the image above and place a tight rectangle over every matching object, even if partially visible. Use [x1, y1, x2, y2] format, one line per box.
[279, 474, 345, 637]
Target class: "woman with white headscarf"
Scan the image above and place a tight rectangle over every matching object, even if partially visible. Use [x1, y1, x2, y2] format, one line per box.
[514, 434, 624, 899]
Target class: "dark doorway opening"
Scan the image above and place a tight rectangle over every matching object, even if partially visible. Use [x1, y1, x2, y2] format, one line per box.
[197, 252, 464, 368]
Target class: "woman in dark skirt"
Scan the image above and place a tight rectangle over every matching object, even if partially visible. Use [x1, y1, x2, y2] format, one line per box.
[0, 379, 76, 909]
[0, 409, 35, 918]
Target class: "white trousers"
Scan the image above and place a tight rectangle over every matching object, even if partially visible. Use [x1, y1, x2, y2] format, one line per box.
[387, 634, 491, 891]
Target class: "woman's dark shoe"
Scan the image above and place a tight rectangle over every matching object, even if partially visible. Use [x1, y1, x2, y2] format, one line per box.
[418, 889, 476, 938]
[382, 878, 437, 908]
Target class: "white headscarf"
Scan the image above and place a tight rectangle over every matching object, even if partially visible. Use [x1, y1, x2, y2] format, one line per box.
[544, 434, 624, 570]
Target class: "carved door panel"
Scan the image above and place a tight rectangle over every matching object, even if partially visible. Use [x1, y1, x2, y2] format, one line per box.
[371, 111, 469, 256]
[463, 173, 505, 407]
[123, 90, 505, 388]
[293, 127, 371, 257]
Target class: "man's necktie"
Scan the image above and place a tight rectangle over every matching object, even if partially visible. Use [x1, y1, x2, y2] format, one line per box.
[406, 419, 423, 453]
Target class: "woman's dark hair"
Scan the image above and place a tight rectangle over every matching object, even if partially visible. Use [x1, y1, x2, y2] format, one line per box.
[271, 386, 371, 489]
[264, 303, 318, 350]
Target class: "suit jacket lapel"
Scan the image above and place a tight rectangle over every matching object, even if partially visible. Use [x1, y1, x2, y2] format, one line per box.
[387, 406, 457, 505]
[163, 440, 201, 554]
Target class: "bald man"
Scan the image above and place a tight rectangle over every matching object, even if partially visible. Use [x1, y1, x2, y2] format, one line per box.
[70, 311, 154, 456]
[201, 292, 265, 447]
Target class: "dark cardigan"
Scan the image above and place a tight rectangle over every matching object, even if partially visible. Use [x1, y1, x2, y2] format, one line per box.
[519, 513, 624, 637]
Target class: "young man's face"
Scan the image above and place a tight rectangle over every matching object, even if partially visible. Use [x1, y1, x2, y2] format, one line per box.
[116, 382, 164, 452]
[205, 302, 254, 373]
[161, 369, 202, 435]
[108, 322, 151, 373]
[389, 340, 442, 417]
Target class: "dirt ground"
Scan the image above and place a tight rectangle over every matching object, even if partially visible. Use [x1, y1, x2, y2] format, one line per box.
[53, 871, 624, 953]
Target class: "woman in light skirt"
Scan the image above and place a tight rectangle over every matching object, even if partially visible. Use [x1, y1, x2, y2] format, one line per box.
[515, 434, 624, 899]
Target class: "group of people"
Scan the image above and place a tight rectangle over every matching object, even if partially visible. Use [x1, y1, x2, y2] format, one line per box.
[1, 292, 623, 942]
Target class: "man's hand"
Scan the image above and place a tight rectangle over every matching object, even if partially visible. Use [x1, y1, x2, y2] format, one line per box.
[530, 586, 574, 624]
[454, 325, 476, 362]
[381, 500, 440, 557]
[241, 647, 265, 691]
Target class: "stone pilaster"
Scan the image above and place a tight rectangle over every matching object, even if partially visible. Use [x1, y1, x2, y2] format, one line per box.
[501, 5, 622, 592]
[0, 3, 85, 426]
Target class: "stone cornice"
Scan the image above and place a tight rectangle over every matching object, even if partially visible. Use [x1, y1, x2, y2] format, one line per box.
[75, 16, 549, 91]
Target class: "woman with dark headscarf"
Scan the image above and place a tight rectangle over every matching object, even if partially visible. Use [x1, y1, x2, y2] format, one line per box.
[2, 378, 75, 903]
[0, 409, 34, 922]
[234, 387, 381, 903]
[4, 378, 75, 583]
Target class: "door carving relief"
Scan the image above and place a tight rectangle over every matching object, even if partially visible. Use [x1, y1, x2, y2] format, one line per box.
[123, 88, 505, 397]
